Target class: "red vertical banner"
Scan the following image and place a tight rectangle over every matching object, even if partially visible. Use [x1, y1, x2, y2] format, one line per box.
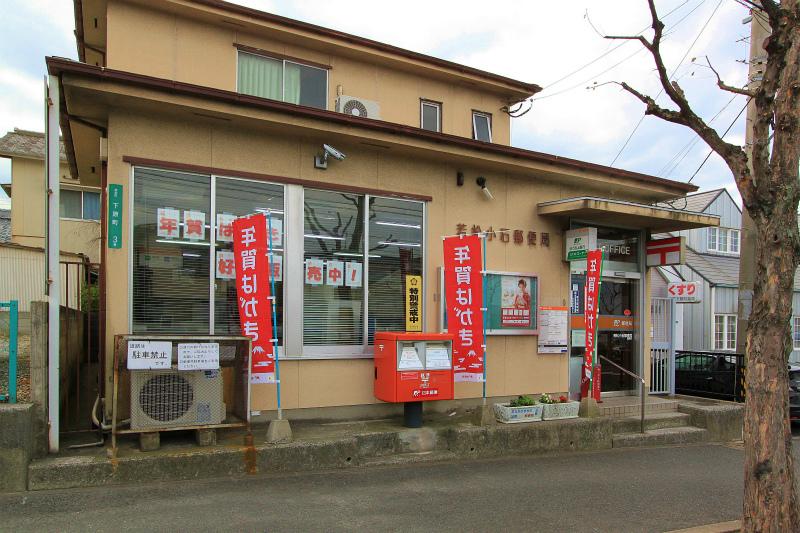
[582, 248, 603, 399]
[232, 214, 275, 383]
[443, 235, 484, 383]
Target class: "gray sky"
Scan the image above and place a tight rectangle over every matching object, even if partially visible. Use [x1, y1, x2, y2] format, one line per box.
[0, 0, 752, 209]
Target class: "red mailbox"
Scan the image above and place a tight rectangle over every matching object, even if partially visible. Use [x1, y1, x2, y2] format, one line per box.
[374, 332, 455, 403]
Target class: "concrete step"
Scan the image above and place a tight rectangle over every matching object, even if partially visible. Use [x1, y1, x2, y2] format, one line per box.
[600, 398, 679, 418]
[612, 412, 692, 434]
[612, 426, 708, 448]
[359, 450, 458, 468]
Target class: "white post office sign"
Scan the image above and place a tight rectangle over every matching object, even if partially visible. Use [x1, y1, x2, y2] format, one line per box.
[565, 227, 597, 261]
[127, 341, 172, 370]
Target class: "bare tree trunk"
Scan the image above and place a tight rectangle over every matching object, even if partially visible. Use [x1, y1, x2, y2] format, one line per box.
[743, 204, 800, 531]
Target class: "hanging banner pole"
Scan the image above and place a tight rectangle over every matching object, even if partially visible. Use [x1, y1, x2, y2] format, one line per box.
[266, 210, 283, 420]
[584, 248, 604, 399]
[481, 234, 488, 405]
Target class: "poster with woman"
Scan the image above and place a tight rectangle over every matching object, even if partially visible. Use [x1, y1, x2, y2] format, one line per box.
[500, 276, 532, 328]
[484, 271, 538, 335]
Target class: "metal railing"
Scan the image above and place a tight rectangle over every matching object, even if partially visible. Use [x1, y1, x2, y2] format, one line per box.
[599, 355, 647, 434]
[0, 300, 18, 403]
[674, 350, 745, 402]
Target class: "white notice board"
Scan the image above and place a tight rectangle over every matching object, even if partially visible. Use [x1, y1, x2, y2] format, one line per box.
[127, 341, 172, 370]
[537, 306, 569, 354]
[178, 343, 220, 371]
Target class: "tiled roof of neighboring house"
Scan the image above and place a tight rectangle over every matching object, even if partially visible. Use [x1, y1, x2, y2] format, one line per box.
[684, 245, 740, 286]
[655, 189, 724, 213]
[0, 209, 11, 243]
[0, 129, 66, 161]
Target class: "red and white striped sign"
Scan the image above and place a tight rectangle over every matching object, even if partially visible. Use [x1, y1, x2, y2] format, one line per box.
[646, 236, 684, 267]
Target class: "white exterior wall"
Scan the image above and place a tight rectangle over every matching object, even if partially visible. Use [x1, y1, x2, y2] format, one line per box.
[0, 246, 83, 312]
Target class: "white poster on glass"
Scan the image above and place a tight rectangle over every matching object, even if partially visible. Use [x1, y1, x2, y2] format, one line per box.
[268, 254, 283, 282]
[183, 210, 206, 240]
[215, 250, 236, 280]
[305, 258, 324, 285]
[216, 213, 235, 242]
[157, 208, 180, 239]
[345, 261, 362, 287]
[268, 218, 283, 248]
[326, 260, 345, 286]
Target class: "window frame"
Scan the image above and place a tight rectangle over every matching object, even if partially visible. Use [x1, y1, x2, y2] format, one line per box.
[60, 186, 102, 222]
[420, 99, 442, 132]
[714, 313, 737, 351]
[129, 165, 427, 360]
[793, 316, 800, 351]
[236, 50, 329, 110]
[472, 110, 493, 142]
[707, 227, 740, 255]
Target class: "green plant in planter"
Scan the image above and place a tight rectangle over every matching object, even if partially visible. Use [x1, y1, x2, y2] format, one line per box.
[508, 395, 536, 407]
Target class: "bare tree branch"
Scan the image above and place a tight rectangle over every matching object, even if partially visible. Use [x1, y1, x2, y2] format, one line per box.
[706, 56, 756, 96]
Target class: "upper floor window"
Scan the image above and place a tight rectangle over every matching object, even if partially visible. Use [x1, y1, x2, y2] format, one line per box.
[472, 111, 492, 142]
[707, 227, 740, 255]
[793, 317, 800, 351]
[237, 51, 328, 110]
[60, 189, 100, 221]
[714, 314, 737, 351]
[420, 100, 441, 132]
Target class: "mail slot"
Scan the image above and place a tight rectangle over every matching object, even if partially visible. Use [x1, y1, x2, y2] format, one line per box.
[374, 332, 455, 403]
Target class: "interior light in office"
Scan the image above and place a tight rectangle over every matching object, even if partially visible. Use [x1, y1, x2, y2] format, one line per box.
[314, 143, 347, 170]
[476, 177, 494, 200]
[378, 241, 421, 248]
[375, 220, 422, 229]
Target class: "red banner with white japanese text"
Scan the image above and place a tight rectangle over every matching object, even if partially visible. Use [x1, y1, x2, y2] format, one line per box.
[443, 235, 484, 383]
[232, 214, 275, 383]
[582, 248, 603, 399]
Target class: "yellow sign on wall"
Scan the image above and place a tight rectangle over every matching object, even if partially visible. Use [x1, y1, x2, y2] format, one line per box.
[405, 275, 422, 332]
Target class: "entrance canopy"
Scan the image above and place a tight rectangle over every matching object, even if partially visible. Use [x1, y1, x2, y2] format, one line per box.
[537, 197, 719, 232]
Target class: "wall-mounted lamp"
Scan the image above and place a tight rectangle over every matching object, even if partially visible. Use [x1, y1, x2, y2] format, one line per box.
[476, 177, 494, 200]
[456, 171, 464, 187]
[314, 144, 347, 170]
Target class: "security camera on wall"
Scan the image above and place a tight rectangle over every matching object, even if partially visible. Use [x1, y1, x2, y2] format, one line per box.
[315, 144, 347, 169]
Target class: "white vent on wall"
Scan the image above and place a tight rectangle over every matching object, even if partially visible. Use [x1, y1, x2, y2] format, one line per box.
[130, 369, 225, 430]
[336, 96, 381, 120]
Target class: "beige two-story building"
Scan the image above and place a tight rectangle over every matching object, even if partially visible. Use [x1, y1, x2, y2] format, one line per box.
[53, 0, 718, 420]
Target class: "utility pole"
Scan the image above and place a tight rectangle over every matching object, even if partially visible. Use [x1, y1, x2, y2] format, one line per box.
[736, 6, 770, 356]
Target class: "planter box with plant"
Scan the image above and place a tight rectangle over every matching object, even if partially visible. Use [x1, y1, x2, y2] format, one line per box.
[539, 394, 580, 420]
[493, 395, 544, 424]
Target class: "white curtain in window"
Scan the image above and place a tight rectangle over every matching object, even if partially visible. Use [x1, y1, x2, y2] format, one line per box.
[284, 62, 302, 105]
[238, 52, 282, 100]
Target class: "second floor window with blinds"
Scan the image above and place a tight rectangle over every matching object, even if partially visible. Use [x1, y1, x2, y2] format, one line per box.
[237, 51, 328, 110]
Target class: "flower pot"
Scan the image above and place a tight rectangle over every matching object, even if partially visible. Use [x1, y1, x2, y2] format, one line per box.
[541, 401, 580, 420]
[493, 402, 544, 424]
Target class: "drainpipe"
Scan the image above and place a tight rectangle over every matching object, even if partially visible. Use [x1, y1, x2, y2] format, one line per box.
[46, 75, 61, 453]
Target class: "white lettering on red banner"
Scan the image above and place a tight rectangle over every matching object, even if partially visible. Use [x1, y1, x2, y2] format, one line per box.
[183, 210, 206, 241]
[326, 260, 345, 287]
[305, 258, 324, 285]
[443, 235, 484, 383]
[233, 214, 275, 383]
[582, 248, 603, 399]
[216, 213, 235, 243]
[215, 250, 235, 280]
[157, 208, 180, 239]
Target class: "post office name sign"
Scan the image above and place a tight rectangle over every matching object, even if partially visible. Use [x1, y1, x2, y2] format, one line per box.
[667, 281, 702, 303]
[565, 227, 597, 261]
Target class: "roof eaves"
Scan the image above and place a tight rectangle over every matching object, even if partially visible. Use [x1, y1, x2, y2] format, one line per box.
[47, 57, 699, 195]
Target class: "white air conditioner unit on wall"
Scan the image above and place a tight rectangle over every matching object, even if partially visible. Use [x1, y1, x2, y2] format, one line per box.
[336, 95, 380, 120]
[130, 369, 225, 430]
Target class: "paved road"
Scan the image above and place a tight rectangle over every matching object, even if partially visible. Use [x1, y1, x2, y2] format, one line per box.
[3, 443, 781, 533]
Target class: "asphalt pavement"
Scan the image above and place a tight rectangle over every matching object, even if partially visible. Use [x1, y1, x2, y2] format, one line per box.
[2, 442, 787, 533]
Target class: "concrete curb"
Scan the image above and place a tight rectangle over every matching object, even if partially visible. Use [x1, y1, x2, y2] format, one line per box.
[663, 519, 740, 532]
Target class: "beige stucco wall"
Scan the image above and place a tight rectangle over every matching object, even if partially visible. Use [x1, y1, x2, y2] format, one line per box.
[105, 0, 512, 145]
[9, 157, 101, 262]
[103, 107, 654, 412]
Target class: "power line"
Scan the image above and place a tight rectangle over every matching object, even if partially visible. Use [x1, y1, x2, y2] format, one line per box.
[688, 99, 749, 183]
[609, 0, 724, 166]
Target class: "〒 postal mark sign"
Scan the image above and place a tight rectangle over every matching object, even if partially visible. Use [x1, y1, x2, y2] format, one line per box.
[565, 227, 597, 261]
[646, 236, 685, 267]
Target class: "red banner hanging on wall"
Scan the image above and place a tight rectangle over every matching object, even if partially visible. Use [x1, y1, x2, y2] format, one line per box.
[443, 235, 484, 383]
[582, 248, 603, 399]
[232, 213, 275, 383]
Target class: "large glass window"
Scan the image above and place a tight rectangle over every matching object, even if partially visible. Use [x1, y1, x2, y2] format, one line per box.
[214, 178, 284, 344]
[368, 197, 423, 343]
[83, 191, 100, 220]
[421, 100, 441, 132]
[472, 111, 492, 142]
[714, 314, 737, 351]
[793, 317, 800, 350]
[303, 190, 365, 347]
[707, 227, 740, 255]
[132, 168, 211, 333]
[238, 51, 327, 110]
[60, 190, 82, 219]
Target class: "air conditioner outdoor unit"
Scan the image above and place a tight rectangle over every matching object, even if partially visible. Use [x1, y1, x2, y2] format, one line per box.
[336, 95, 380, 120]
[130, 369, 226, 430]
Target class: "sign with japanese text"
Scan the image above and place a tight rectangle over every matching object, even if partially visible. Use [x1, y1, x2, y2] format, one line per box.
[443, 235, 484, 383]
[345, 261, 362, 287]
[107, 184, 123, 249]
[178, 343, 220, 371]
[565, 227, 597, 261]
[667, 281, 702, 303]
[127, 340, 172, 370]
[484, 273, 538, 334]
[216, 213, 235, 243]
[268, 218, 283, 248]
[270, 254, 283, 282]
[233, 214, 275, 383]
[183, 210, 206, 240]
[646, 236, 685, 267]
[305, 258, 324, 285]
[216, 250, 235, 280]
[582, 249, 603, 397]
[157, 207, 180, 239]
[405, 275, 422, 332]
[326, 260, 345, 286]
[538, 306, 568, 354]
